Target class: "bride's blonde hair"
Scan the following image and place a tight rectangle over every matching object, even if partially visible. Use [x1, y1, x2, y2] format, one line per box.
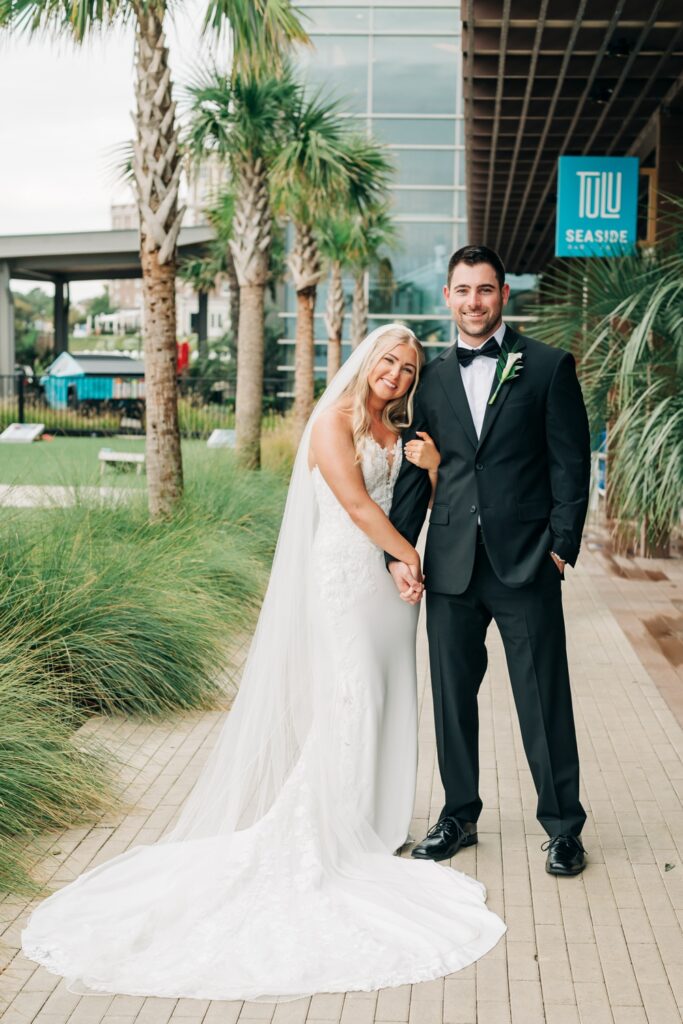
[340, 326, 425, 456]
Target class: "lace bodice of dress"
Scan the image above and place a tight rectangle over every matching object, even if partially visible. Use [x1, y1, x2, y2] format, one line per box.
[311, 436, 402, 612]
[312, 434, 402, 520]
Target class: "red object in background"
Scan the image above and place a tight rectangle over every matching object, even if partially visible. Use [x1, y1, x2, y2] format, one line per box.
[177, 340, 190, 373]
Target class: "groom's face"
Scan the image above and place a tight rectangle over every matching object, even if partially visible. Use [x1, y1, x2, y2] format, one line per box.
[443, 262, 510, 344]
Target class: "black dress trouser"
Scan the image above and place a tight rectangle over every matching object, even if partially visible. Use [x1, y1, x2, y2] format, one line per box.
[425, 534, 586, 839]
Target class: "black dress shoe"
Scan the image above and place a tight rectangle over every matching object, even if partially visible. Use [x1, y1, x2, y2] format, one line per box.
[543, 834, 586, 876]
[411, 818, 478, 861]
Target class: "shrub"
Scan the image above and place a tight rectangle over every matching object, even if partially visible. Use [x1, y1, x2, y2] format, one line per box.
[0, 450, 288, 891]
[0, 653, 113, 894]
[0, 453, 286, 718]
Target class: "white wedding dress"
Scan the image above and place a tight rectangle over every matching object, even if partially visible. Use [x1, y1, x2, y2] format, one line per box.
[22, 330, 505, 1001]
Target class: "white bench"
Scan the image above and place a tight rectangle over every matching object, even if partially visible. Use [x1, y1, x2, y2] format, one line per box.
[98, 448, 146, 476]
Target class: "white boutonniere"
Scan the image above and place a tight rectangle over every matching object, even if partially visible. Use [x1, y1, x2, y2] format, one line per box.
[489, 346, 524, 406]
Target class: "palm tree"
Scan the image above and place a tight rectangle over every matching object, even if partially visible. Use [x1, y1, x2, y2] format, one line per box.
[178, 188, 237, 359]
[346, 202, 399, 349]
[531, 201, 683, 557]
[317, 214, 353, 382]
[188, 69, 299, 469]
[273, 113, 393, 436]
[1, 0, 308, 511]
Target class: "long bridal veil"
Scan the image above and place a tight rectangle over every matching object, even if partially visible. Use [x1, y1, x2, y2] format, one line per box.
[165, 323, 407, 843]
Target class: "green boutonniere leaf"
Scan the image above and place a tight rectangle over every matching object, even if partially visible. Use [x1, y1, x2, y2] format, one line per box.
[489, 340, 524, 405]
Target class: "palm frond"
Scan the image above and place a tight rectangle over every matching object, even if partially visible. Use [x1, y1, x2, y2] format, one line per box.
[609, 383, 683, 548]
[185, 64, 298, 168]
[102, 139, 136, 189]
[202, 0, 310, 77]
[178, 186, 236, 289]
[530, 192, 683, 552]
[271, 87, 394, 224]
[0, 0, 134, 39]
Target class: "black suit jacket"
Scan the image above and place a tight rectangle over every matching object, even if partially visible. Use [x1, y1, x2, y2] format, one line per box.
[388, 326, 591, 594]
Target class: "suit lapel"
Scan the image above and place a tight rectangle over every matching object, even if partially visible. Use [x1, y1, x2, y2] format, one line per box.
[476, 325, 527, 451]
[435, 344, 479, 450]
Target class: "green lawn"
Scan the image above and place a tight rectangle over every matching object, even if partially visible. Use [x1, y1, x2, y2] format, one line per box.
[0, 437, 210, 488]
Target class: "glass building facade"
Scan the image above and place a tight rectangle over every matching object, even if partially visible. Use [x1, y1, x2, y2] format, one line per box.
[281, 0, 466, 372]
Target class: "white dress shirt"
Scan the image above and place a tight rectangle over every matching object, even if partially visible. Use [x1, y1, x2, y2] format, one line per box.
[457, 321, 507, 439]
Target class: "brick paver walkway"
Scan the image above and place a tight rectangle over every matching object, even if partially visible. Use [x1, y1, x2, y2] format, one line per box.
[1, 541, 682, 1024]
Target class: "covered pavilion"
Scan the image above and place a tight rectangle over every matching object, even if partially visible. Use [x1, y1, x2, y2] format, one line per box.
[0, 225, 215, 377]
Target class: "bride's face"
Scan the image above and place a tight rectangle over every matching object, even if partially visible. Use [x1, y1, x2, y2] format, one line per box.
[368, 343, 418, 403]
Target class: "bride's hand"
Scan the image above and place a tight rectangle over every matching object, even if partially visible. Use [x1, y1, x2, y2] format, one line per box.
[404, 431, 441, 472]
[406, 555, 423, 587]
[389, 559, 424, 604]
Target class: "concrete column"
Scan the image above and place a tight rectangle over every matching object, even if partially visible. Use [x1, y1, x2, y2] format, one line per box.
[0, 261, 15, 378]
[54, 276, 69, 354]
[197, 290, 209, 358]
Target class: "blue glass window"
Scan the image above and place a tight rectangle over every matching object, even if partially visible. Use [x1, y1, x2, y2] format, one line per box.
[393, 149, 456, 187]
[371, 118, 456, 146]
[373, 38, 460, 115]
[374, 9, 459, 34]
[300, 35, 369, 113]
[300, 7, 369, 32]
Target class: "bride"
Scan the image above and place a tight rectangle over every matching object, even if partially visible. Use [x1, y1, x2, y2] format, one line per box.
[22, 324, 505, 1000]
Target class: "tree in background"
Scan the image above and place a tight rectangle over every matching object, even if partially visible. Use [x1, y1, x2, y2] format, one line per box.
[317, 214, 352, 382]
[189, 69, 300, 468]
[347, 202, 399, 349]
[85, 288, 115, 319]
[1, 0, 308, 511]
[273, 110, 393, 436]
[531, 198, 683, 557]
[178, 189, 238, 359]
[13, 287, 53, 370]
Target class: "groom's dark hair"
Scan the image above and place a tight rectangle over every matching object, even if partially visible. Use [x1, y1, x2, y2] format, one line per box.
[447, 245, 506, 289]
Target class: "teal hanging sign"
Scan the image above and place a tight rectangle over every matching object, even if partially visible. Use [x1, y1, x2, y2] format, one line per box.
[555, 156, 639, 258]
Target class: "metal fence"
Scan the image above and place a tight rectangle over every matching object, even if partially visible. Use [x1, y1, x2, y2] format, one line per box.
[0, 374, 290, 439]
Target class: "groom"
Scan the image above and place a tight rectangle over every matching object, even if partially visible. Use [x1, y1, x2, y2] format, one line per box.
[387, 245, 591, 876]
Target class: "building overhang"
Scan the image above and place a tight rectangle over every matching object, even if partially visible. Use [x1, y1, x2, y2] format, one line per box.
[461, 0, 683, 273]
[0, 225, 216, 282]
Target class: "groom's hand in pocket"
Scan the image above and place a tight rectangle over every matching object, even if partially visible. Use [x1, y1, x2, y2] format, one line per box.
[550, 551, 566, 577]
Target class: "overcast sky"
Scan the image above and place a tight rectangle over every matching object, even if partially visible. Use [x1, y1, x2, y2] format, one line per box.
[0, 2, 218, 298]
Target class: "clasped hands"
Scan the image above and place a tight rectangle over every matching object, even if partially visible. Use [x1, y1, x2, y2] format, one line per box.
[388, 430, 439, 604]
[389, 560, 424, 605]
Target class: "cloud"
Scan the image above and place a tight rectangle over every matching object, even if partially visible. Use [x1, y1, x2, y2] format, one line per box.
[0, 0, 213, 236]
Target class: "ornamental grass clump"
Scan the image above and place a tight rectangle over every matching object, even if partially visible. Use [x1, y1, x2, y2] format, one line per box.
[0, 515, 225, 719]
[0, 451, 288, 891]
[0, 450, 288, 722]
[0, 655, 113, 894]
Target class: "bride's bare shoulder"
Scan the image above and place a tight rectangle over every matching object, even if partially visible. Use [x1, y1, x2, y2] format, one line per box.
[315, 402, 353, 434]
[309, 403, 354, 469]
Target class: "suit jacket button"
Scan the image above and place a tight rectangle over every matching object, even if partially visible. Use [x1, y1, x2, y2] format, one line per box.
[475, 463, 484, 471]
[470, 504, 477, 514]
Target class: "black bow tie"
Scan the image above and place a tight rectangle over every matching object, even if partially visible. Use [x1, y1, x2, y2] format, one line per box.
[456, 337, 501, 367]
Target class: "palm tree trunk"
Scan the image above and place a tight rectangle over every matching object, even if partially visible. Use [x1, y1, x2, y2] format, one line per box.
[230, 156, 271, 468]
[140, 250, 183, 516]
[351, 271, 367, 349]
[133, 5, 185, 517]
[226, 249, 241, 343]
[288, 222, 322, 438]
[294, 287, 316, 438]
[325, 260, 344, 382]
[235, 284, 265, 469]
